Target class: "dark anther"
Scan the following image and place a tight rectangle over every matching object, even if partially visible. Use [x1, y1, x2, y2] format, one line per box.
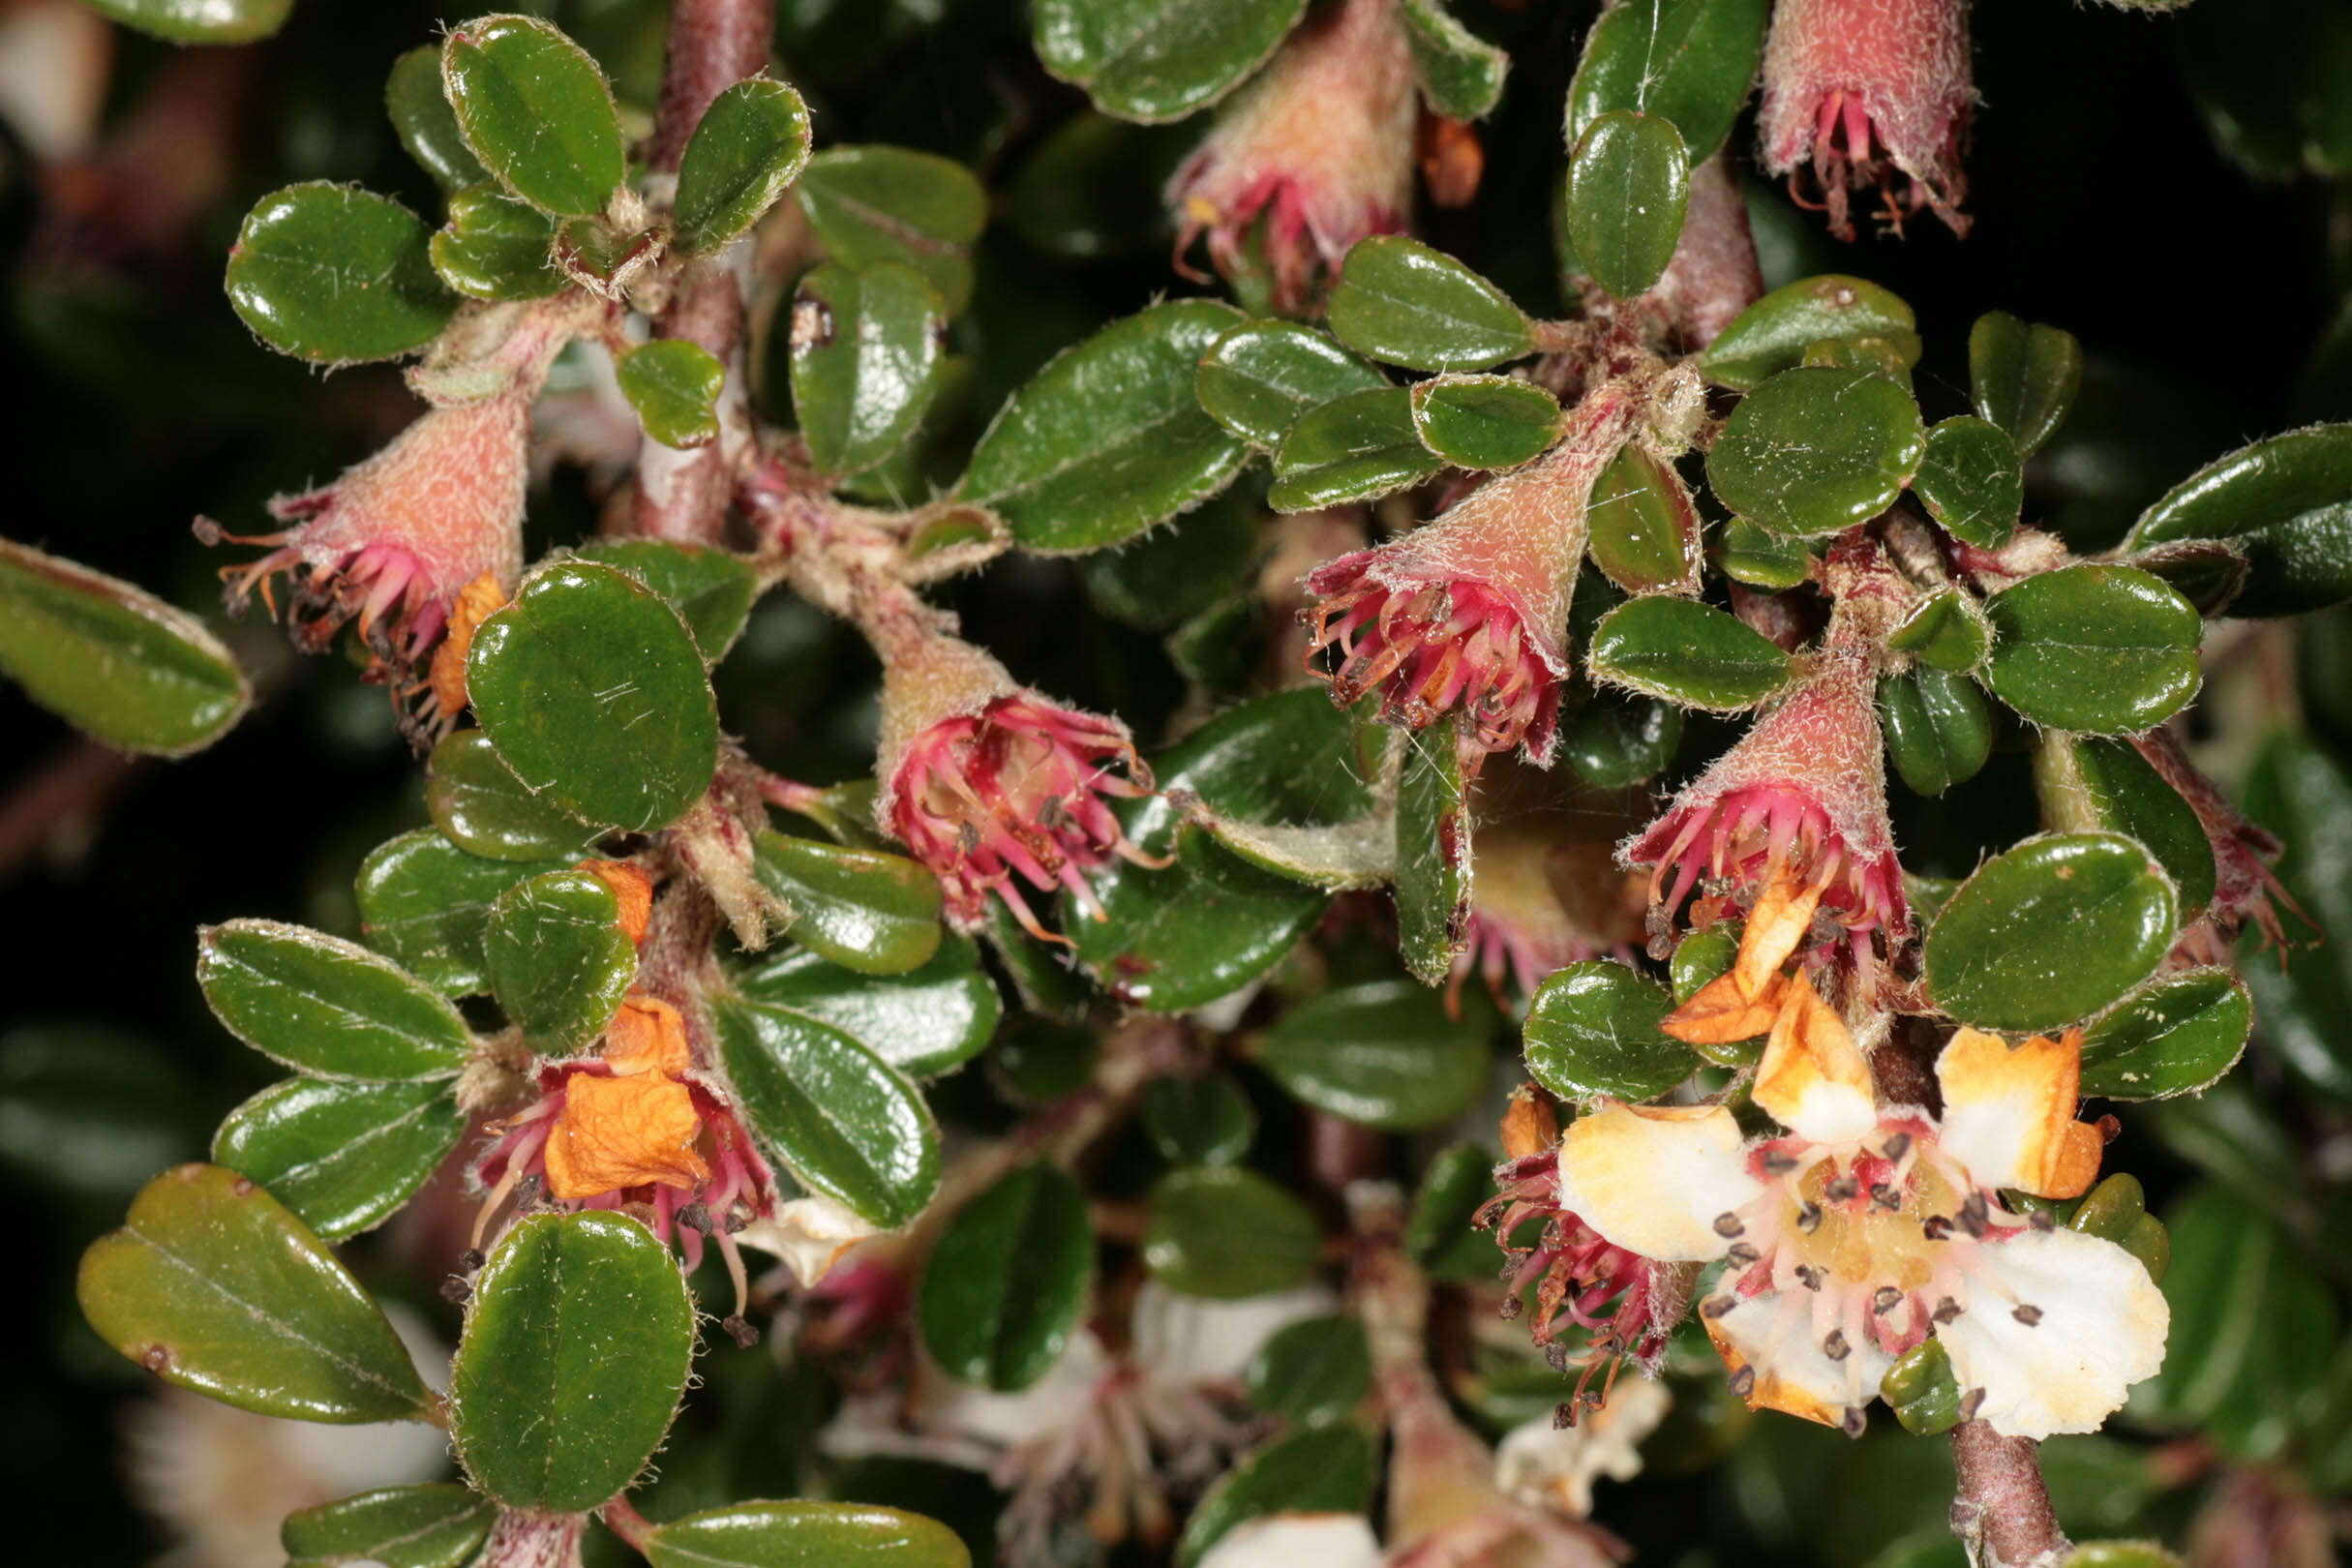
[724, 1210, 748, 1234]
[1824, 1175, 1859, 1203]
[1499, 1294, 1524, 1320]
[677, 1202, 713, 1234]
[1822, 1328, 1852, 1361]
[1922, 1215, 1954, 1241]
[1794, 1264, 1824, 1292]
[2011, 1304, 2043, 1326]
[459, 1248, 486, 1271]
[1797, 1203, 1823, 1232]
[1727, 1243, 1762, 1266]
[1553, 1402, 1578, 1430]
[1959, 1387, 1986, 1422]
[513, 1174, 544, 1210]
[439, 1276, 473, 1305]
[1880, 1132, 1912, 1161]
[2029, 1210, 2056, 1231]
[1841, 1406, 1868, 1438]
[1873, 1286, 1903, 1315]
[1543, 1342, 1573, 1372]
[723, 1313, 760, 1348]
[1764, 1151, 1798, 1174]
[1702, 1295, 1737, 1319]
[1713, 1211, 1744, 1237]
[1869, 1183, 1900, 1211]
[1933, 1297, 1963, 1324]
[1728, 1366, 1756, 1398]
[1960, 1191, 1989, 1238]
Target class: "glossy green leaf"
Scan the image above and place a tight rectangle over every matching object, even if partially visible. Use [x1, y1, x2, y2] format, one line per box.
[1143, 1166, 1322, 1300]
[1083, 491, 1262, 629]
[442, 15, 625, 217]
[1565, 110, 1690, 300]
[918, 1162, 1093, 1391]
[1587, 594, 1794, 710]
[450, 1211, 694, 1511]
[2124, 424, 2352, 618]
[1326, 236, 1535, 372]
[709, 995, 941, 1225]
[1707, 367, 1924, 536]
[644, 1502, 973, 1568]
[1246, 1314, 1371, 1425]
[617, 338, 727, 450]
[1800, 332, 1915, 387]
[387, 47, 491, 191]
[225, 183, 455, 364]
[0, 538, 250, 755]
[469, 560, 719, 832]
[1395, 736, 1473, 986]
[992, 1020, 1101, 1104]
[431, 184, 562, 301]
[2120, 539, 2249, 619]
[197, 920, 471, 1080]
[1915, 416, 2024, 549]
[795, 146, 988, 315]
[1404, 1140, 1502, 1280]
[1588, 443, 1703, 592]
[790, 261, 945, 477]
[76, 1164, 432, 1423]
[356, 829, 568, 998]
[1269, 386, 1442, 511]
[1409, 374, 1565, 469]
[1697, 275, 1920, 392]
[1564, 0, 1769, 161]
[84, 0, 289, 43]
[213, 1076, 464, 1244]
[960, 299, 1248, 552]
[2034, 735, 2216, 917]
[428, 731, 601, 861]
[1558, 688, 1683, 787]
[752, 830, 943, 976]
[1886, 586, 1991, 673]
[1715, 515, 1813, 589]
[1878, 667, 1992, 798]
[674, 77, 814, 256]
[1255, 979, 1490, 1130]
[1923, 831, 2178, 1031]
[1139, 1073, 1258, 1167]
[483, 869, 636, 1050]
[1969, 312, 2082, 459]
[1033, 0, 1306, 122]
[1523, 960, 1691, 1100]
[2079, 969, 2251, 1101]
[283, 1484, 493, 1568]
[734, 936, 1000, 1078]
[571, 540, 758, 663]
[1401, 0, 1510, 119]
[1981, 565, 2203, 734]
[1671, 926, 1738, 1002]
[1175, 1424, 1374, 1567]
[1195, 319, 1388, 449]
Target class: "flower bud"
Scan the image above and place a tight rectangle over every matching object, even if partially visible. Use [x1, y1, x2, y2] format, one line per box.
[1166, 0, 1417, 311]
[1649, 152, 1765, 350]
[1756, 0, 1975, 240]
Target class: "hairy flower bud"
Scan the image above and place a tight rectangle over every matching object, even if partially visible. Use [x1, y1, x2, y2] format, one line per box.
[1756, 0, 1975, 240]
[1166, 0, 1417, 311]
[1649, 152, 1766, 350]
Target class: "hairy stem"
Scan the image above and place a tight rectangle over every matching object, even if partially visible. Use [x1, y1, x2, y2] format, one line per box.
[1948, 1418, 2068, 1568]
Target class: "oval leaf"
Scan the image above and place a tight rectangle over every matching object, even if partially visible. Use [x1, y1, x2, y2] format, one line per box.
[428, 731, 603, 861]
[2035, 734, 2216, 917]
[1588, 442, 1704, 593]
[1175, 1424, 1374, 1568]
[1196, 318, 1388, 449]
[483, 869, 637, 1051]
[1247, 1313, 1372, 1425]
[2125, 424, 2352, 618]
[734, 937, 1001, 1079]
[1886, 586, 1991, 673]
[1923, 831, 2179, 1031]
[387, 46, 490, 191]
[917, 1162, 1094, 1392]
[1270, 385, 1444, 511]
[1969, 311, 2082, 459]
[1409, 374, 1566, 469]
[1255, 980, 1491, 1130]
[1143, 1166, 1322, 1300]
[442, 15, 626, 217]
[1587, 594, 1794, 710]
[644, 1502, 972, 1568]
[674, 77, 814, 256]
[1981, 564, 2203, 735]
[1401, 0, 1511, 120]
[283, 1483, 493, 1568]
[1523, 960, 1693, 1100]
[1697, 274, 1920, 392]
[618, 339, 728, 450]
[1139, 1073, 1259, 1167]
[431, 184, 562, 301]
[795, 146, 987, 315]
[1326, 235, 1534, 372]
[1565, 110, 1691, 300]
[752, 830, 945, 976]
[790, 261, 946, 477]
[570, 539, 758, 664]
[357, 829, 569, 998]
[1564, 0, 1769, 160]
[214, 1077, 465, 1243]
[1878, 667, 1993, 798]
[85, 0, 289, 43]
[1707, 366, 1925, 536]
[1915, 415, 2024, 549]
[198, 920, 472, 1079]
[2079, 969, 2251, 1101]
[226, 183, 455, 364]
[1034, 0, 1307, 122]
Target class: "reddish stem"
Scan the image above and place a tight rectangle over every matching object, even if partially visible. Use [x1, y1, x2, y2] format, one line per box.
[1948, 1419, 2068, 1568]
[600, 1494, 658, 1553]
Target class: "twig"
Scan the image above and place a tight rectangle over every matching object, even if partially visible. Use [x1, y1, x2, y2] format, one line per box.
[1948, 1418, 2069, 1568]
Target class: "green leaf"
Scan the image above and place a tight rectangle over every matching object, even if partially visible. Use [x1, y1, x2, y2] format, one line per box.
[618, 339, 728, 450]
[1401, 0, 1510, 119]
[197, 920, 472, 1080]
[2120, 539, 2249, 620]
[643, 1502, 973, 1568]
[84, 0, 288, 41]
[1559, 688, 1683, 788]
[2239, 731, 2352, 1106]
[1564, 0, 1769, 161]
[571, 540, 758, 664]
[1969, 312, 2082, 459]
[1395, 737, 1473, 986]
[1409, 374, 1566, 469]
[283, 1484, 493, 1568]
[428, 731, 602, 861]
[1878, 667, 1992, 798]
[1195, 319, 1388, 449]
[960, 300, 1248, 553]
[1886, 586, 1991, 673]
[1247, 1313, 1371, 1425]
[1697, 275, 1920, 392]
[1588, 443, 1703, 593]
[1707, 366, 1925, 536]
[1269, 386, 1443, 511]
[356, 829, 569, 998]
[469, 560, 719, 832]
[1670, 925, 1738, 1002]
[790, 261, 945, 477]
[1254, 979, 1491, 1130]
[1565, 110, 1690, 300]
[709, 995, 941, 1225]
[442, 15, 626, 217]
[226, 183, 455, 364]
[1143, 1166, 1323, 1300]
[1923, 831, 2178, 1032]
[2034, 734, 2216, 917]
[992, 1020, 1101, 1103]
[483, 869, 636, 1050]
[674, 77, 814, 256]
[1083, 491, 1262, 630]
[2124, 424, 2352, 618]
[450, 1211, 695, 1512]
[0, 538, 250, 755]
[1523, 960, 1693, 1100]
[1587, 594, 1794, 710]
[795, 146, 987, 315]
[1176, 1424, 1374, 1568]
[735, 936, 1000, 1078]
[214, 1078, 464, 1244]
[1139, 1073, 1258, 1167]
[76, 1164, 432, 1423]
[752, 830, 944, 976]
[431, 184, 562, 301]
[1405, 1141, 1502, 1280]
[1326, 236, 1535, 372]
[1715, 515, 1814, 590]
[917, 1162, 1093, 1391]
[1033, 0, 1307, 122]
[386, 47, 491, 191]
[1915, 416, 2024, 550]
[1981, 565, 2203, 735]
[2079, 969, 2251, 1101]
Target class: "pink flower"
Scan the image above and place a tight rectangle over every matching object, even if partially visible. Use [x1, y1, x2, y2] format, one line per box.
[1166, 0, 1417, 311]
[1450, 832, 1643, 1011]
[1756, 0, 1975, 240]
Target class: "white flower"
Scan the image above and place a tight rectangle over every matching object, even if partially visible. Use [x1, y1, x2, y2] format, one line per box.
[1493, 1374, 1671, 1520]
[1130, 1280, 1337, 1388]
[735, 1191, 881, 1287]
[1197, 1513, 1385, 1568]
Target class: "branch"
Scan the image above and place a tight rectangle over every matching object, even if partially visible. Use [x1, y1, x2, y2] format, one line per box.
[1948, 1419, 2069, 1568]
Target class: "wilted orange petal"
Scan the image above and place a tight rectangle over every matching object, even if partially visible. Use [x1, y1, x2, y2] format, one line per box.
[427, 570, 508, 719]
[543, 1070, 708, 1198]
[603, 994, 691, 1077]
[1663, 969, 1783, 1045]
[1499, 1082, 1559, 1161]
[580, 859, 653, 947]
[1752, 970, 1876, 1141]
[1734, 876, 1823, 1000]
[1937, 1026, 2099, 1197]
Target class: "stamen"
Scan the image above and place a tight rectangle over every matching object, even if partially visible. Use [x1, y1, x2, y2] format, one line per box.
[2010, 1304, 2043, 1326]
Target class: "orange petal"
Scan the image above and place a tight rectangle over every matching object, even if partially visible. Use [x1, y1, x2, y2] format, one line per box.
[1735, 876, 1824, 1000]
[427, 570, 508, 719]
[602, 994, 691, 1078]
[1704, 1329, 1843, 1429]
[1663, 969, 1783, 1045]
[1499, 1082, 1559, 1161]
[543, 1070, 708, 1198]
[579, 859, 653, 947]
[1937, 1027, 2100, 1198]
[1752, 971, 1877, 1142]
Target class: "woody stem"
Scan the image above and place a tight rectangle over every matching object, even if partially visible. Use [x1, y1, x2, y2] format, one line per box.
[1948, 1419, 2068, 1568]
